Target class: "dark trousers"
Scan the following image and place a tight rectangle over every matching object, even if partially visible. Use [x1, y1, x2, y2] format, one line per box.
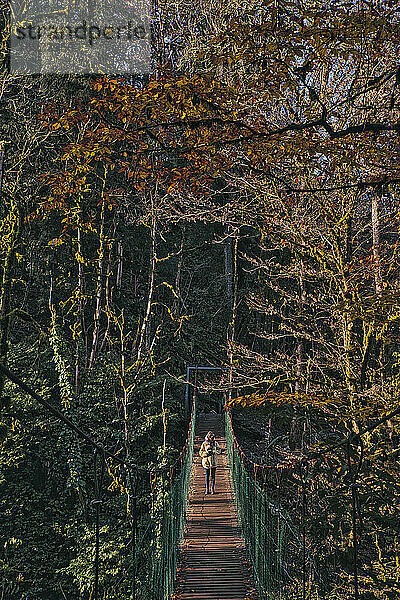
[205, 467, 216, 491]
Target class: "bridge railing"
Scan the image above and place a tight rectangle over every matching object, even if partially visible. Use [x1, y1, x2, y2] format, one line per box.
[135, 399, 196, 599]
[225, 408, 302, 600]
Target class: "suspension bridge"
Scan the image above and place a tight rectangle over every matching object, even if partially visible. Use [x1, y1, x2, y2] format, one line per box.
[136, 396, 367, 600]
[175, 413, 255, 600]
[0, 362, 367, 600]
[136, 400, 326, 600]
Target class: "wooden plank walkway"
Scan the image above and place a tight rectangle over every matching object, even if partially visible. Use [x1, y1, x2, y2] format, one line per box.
[174, 414, 257, 600]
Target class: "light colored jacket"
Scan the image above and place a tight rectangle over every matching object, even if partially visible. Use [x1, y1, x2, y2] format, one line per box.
[199, 440, 221, 469]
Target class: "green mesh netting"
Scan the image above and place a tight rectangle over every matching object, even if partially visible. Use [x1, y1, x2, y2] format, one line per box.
[225, 409, 302, 600]
[135, 401, 196, 600]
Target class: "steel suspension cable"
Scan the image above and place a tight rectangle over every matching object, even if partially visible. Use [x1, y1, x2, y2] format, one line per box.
[0, 361, 131, 467]
[0, 361, 196, 600]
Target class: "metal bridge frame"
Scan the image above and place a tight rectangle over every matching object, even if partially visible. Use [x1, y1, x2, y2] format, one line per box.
[184, 366, 222, 415]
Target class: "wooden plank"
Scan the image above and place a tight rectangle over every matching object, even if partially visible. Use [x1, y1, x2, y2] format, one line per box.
[173, 414, 257, 600]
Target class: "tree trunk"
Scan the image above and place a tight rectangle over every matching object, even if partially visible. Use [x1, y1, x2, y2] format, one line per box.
[75, 223, 87, 392]
[89, 182, 107, 369]
[0, 202, 20, 397]
[290, 260, 306, 450]
[136, 211, 156, 364]
[173, 226, 185, 315]
[120, 310, 129, 460]
[116, 240, 123, 295]
[371, 189, 382, 296]
[162, 379, 167, 450]
[226, 229, 238, 400]
[371, 188, 385, 390]
[224, 224, 234, 312]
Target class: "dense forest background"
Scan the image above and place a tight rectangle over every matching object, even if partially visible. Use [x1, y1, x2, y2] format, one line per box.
[1, 0, 400, 598]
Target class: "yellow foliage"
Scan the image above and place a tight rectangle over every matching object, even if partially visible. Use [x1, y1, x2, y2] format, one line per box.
[228, 391, 333, 408]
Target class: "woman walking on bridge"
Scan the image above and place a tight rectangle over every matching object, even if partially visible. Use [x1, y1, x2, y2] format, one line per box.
[199, 431, 221, 494]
